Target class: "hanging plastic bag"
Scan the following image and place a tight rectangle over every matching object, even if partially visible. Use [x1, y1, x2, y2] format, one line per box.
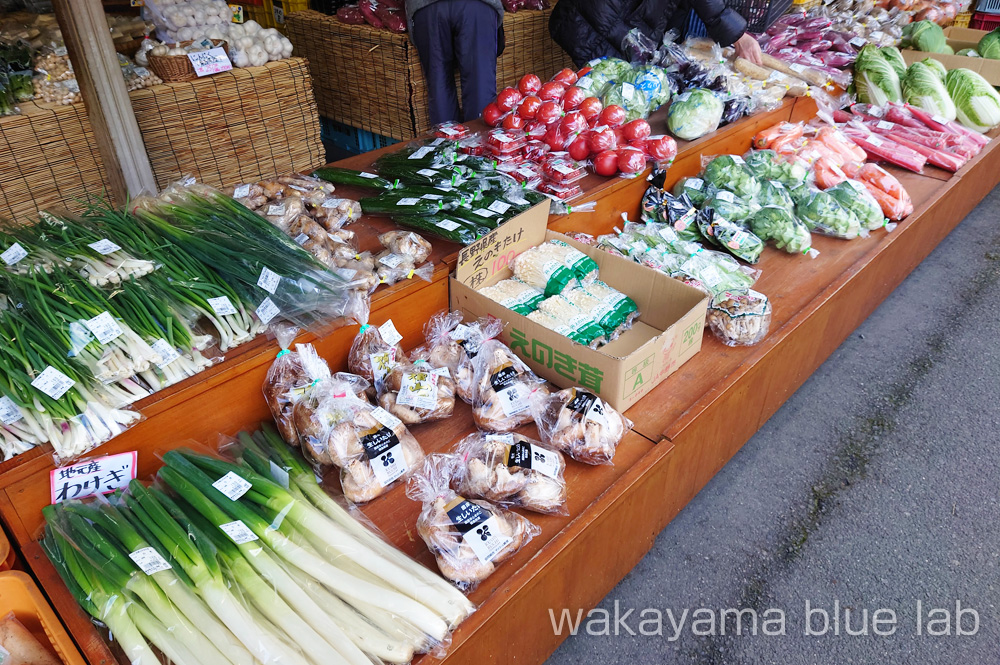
[348, 321, 407, 383]
[531, 387, 632, 465]
[262, 323, 307, 446]
[412, 311, 505, 403]
[376, 359, 456, 424]
[470, 340, 548, 432]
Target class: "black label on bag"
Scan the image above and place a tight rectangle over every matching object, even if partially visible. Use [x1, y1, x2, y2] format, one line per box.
[359, 425, 400, 459]
[567, 389, 599, 415]
[445, 498, 490, 534]
[505, 441, 532, 469]
[490, 364, 519, 392]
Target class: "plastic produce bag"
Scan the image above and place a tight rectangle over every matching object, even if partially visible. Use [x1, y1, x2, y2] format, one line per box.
[262, 325, 308, 446]
[348, 321, 407, 383]
[511, 244, 579, 296]
[535, 295, 607, 348]
[413, 310, 504, 403]
[707, 290, 772, 347]
[749, 206, 816, 256]
[672, 176, 711, 206]
[667, 88, 723, 140]
[406, 454, 540, 590]
[477, 279, 545, 315]
[454, 431, 568, 514]
[470, 339, 547, 432]
[531, 387, 632, 465]
[757, 180, 795, 211]
[794, 188, 862, 239]
[376, 359, 456, 424]
[826, 179, 888, 231]
[701, 154, 762, 201]
[379, 230, 432, 265]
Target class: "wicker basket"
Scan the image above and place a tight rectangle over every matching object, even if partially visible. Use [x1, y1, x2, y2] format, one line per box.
[113, 37, 144, 57]
[147, 39, 228, 83]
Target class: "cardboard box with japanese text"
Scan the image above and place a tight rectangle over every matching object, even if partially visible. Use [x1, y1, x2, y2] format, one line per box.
[449, 203, 709, 411]
[901, 27, 1000, 86]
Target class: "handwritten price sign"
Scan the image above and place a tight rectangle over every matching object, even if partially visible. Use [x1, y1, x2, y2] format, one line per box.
[188, 48, 233, 77]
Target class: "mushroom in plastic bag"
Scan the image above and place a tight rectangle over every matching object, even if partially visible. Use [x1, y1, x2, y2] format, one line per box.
[380, 230, 433, 265]
[265, 338, 333, 447]
[470, 339, 548, 432]
[412, 310, 504, 403]
[531, 387, 632, 465]
[348, 321, 407, 384]
[406, 453, 540, 590]
[454, 432, 567, 514]
[707, 289, 771, 346]
[377, 359, 456, 424]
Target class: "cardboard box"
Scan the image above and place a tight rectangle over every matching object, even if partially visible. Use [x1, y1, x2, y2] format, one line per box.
[901, 27, 1000, 86]
[449, 203, 709, 412]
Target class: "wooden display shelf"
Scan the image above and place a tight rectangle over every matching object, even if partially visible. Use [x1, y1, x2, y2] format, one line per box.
[4, 102, 1000, 665]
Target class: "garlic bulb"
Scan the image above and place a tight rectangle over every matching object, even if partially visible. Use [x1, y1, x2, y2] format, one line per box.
[166, 46, 187, 56]
[177, 26, 195, 41]
[248, 44, 268, 67]
[150, 44, 169, 57]
[280, 37, 293, 57]
[231, 46, 250, 68]
[228, 23, 244, 38]
[205, 27, 224, 40]
[243, 19, 261, 35]
[239, 35, 254, 49]
[264, 34, 282, 56]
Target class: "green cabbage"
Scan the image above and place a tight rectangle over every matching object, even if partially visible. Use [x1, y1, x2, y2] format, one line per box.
[903, 61, 957, 122]
[795, 189, 861, 239]
[749, 206, 813, 254]
[702, 155, 762, 201]
[758, 180, 795, 211]
[907, 20, 948, 53]
[945, 68, 1000, 133]
[826, 180, 886, 231]
[957, 48, 981, 57]
[881, 46, 907, 79]
[589, 57, 634, 82]
[667, 88, 724, 140]
[978, 28, 1000, 59]
[602, 81, 650, 121]
[576, 71, 613, 97]
[920, 58, 948, 80]
[854, 44, 903, 106]
[630, 65, 672, 108]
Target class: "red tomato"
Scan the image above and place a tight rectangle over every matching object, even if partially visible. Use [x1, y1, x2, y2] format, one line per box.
[538, 81, 567, 102]
[643, 135, 678, 162]
[536, 100, 564, 125]
[552, 67, 579, 86]
[517, 95, 542, 120]
[599, 105, 627, 127]
[518, 73, 542, 96]
[559, 111, 588, 137]
[617, 147, 646, 175]
[562, 86, 587, 111]
[593, 149, 619, 177]
[503, 114, 525, 131]
[588, 127, 617, 153]
[578, 96, 604, 121]
[482, 102, 504, 127]
[496, 87, 523, 113]
[568, 134, 591, 161]
[622, 118, 651, 142]
[523, 120, 547, 138]
[544, 125, 568, 151]
[613, 127, 626, 147]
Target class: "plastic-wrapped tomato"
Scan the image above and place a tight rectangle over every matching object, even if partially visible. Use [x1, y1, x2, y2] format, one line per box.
[543, 125, 568, 151]
[616, 147, 646, 175]
[434, 121, 469, 139]
[568, 134, 591, 161]
[518, 95, 542, 119]
[599, 105, 626, 128]
[509, 161, 545, 187]
[536, 100, 564, 125]
[523, 120, 548, 138]
[559, 111, 588, 137]
[483, 102, 504, 127]
[539, 180, 583, 200]
[524, 140, 551, 162]
[588, 126, 617, 153]
[578, 96, 603, 121]
[486, 128, 527, 154]
[538, 81, 567, 101]
[459, 134, 485, 156]
[518, 73, 542, 96]
[551, 67, 579, 86]
[542, 156, 587, 183]
[593, 149, 619, 177]
[622, 118, 651, 142]
[503, 114, 526, 131]
[562, 86, 587, 111]
[641, 135, 677, 162]
[496, 87, 523, 113]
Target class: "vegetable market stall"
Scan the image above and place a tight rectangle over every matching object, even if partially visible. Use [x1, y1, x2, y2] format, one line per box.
[2, 99, 1000, 665]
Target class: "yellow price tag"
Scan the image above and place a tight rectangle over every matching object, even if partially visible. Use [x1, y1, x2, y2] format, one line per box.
[130, 0, 145, 6]
[230, 4, 244, 22]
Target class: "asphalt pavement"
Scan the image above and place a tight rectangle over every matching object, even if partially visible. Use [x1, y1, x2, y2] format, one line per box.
[545, 185, 1000, 665]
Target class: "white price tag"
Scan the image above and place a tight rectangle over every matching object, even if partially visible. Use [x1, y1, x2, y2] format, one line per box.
[129, 547, 172, 575]
[876, 120, 894, 131]
[396, 198, 421, 206]
[0, 397, 22, 425]
[219, 520, 258, 544]
[492, 133, 514, 144]
[371, 406, 402, 429]
[730, 155, 745, 165]
[417, 168, 439, 177]
[1, 243, 26, 266]
[867, 135, 883, 147]
[255, 297, 280, 325]
[85, 312, 124, 345]
[213, 471, 252, 500]
[294, 232, 309, 245]
[379, 253, 405, 268]
[488, 200, 512, 214]
[208, 296, 238, 317]
[88, 239, 121, 255]
[409, 146, 434, 160]
[498, 384, 530, 417]
[686, 178, 704, 190]
[585, 396, 609, 427]
[462, 514, 513, 563]
[437, 219, 462, 232]
[789, 63, 808, 74]
[396, 371, 438, 410]
[421, 193, 444, 200]
[267, 204, 286, 216]
[187, 47, 232, 77]
[849, 37, 867, 48]
[50, 451, 137, 504]
[867, 106, 883, 117]
[527, 443, 561, 479]
[716, 190, 735, 203]
[151, 339, 181, 368]
[31, 366, 75, 400]
[932, 114, 948, 125]
[257, 266, 281, 294]
[233, 184, 251, 198]
[336, 268, 357, 280]
[378, 320, 403, 346]
[359, 171, 378, 179]
[473, 208, 497, 218]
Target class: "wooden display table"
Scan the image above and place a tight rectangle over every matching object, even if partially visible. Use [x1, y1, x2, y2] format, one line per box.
[4, 102, 1000, 665]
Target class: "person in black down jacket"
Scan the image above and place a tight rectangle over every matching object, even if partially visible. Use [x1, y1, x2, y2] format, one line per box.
[549, 0, 762, 68]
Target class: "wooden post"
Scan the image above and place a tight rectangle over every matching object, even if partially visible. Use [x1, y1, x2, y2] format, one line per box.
[52, 0, 157, 200]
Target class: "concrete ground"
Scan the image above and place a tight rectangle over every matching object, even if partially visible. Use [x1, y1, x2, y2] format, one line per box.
[546, 185, 1000, 665]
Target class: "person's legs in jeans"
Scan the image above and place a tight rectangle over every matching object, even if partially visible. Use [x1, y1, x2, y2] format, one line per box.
[411, 2, 461, 124]
[453, 0, 498, 122]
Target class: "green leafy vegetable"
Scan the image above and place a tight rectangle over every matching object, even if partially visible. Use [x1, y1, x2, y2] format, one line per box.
[602, 81, 650, 121]
[826, 180, 887, 231]
[956, 48, 981, 57]
[978, 28, 1000, 59]
[749, 205, 813, 255]
[921, 58, 948, 80]
[630, 65, 672, 107]
[702, 155, 762, 201]
[757, 180, 795, 211]
[880, 46, 907, 78]
[854, 44, 903, 106]
[702, 190, 756, 224]
[672, 176, 711, 206]
[903, 61, 957, 122]
[945, 67, 1000, 133]
[667, 88, 724, 140]
[904, 20, 948, 54]
[795, 189, 862, 239]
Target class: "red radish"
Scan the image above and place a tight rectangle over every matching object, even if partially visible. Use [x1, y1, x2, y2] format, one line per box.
[593, 149, 619, 176]
[642, 135, 677, 162]
[538, 81, 567, 101]
[617, 147, 646, 175]
[496, 87, 523, 113]
[482, 102, 504, 127]
[536, 100, 564, 125]
[622, 118, 651, 142]
[523, 120, 547, 138]
[562, 86, 587, 111]
[544, 125, 568, 151]
[551, 67, 579, 86]
[588, 127, 617, 153]
[559, 111, 588, 137]
[599, 105, 626, 127]
[578, 96, 603, 121]
[568, 134, 591, 161]
[503, 114, 525, 131]
[518, 73, 542, 96]
[517, 95, 542, 119]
